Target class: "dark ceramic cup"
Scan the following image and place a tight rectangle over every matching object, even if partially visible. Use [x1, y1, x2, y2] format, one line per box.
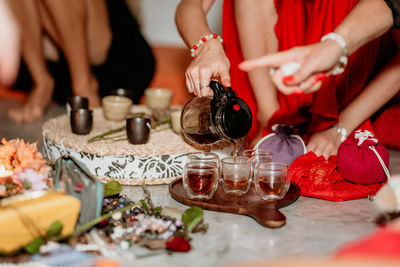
[109, 88, 134, 99]
[67, 96, 89, 116]
[70, 109, 93, 135]
[126, 117, 151, 144]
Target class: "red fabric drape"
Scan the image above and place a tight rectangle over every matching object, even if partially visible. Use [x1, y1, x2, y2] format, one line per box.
[222, 0, 396, 141]
[289, 152, 384, 201]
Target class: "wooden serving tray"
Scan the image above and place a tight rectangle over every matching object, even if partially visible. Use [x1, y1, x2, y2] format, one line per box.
[169, 178, 300, 228]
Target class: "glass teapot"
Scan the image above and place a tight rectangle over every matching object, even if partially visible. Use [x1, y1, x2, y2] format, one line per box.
[180, 81, 252, 145]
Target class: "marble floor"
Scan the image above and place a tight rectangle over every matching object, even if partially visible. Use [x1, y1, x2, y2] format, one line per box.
[1, 98, 400, 266]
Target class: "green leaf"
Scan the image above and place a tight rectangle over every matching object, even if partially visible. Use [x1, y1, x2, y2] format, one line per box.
[182, 207, 203, 233]
[152, 206, 162, 215]
[46, 221, 63, 238]
[25, 237, 42, 254]
[22, 179, 31, 189]
[104, 181, 122, 197]
[140, 199, 150, 213]
[5, 183, 16, 190]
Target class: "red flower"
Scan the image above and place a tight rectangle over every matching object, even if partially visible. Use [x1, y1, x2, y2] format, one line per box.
[166, 236, 191, 252]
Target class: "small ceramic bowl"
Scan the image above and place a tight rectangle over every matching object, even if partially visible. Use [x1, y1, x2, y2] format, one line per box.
[109, 88, 133, 99]
[171, 109, 182, 135]
[144, 88, 173, 110]
[102, 95, 132, 121]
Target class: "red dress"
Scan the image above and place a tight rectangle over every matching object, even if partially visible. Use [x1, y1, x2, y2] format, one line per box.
[223, 0, 396, 141]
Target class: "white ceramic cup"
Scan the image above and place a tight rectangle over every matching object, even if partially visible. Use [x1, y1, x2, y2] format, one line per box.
[144, 88, 173, 110]
[102, 95, 132, 121]
[171, 109, 182, 134]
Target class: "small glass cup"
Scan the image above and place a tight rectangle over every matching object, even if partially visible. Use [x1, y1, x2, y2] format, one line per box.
[242, 148, 273, 161]
[183, 161, 219, 200]
[187, 151, 220, 175]
[187, 151, 220, 165]
[254, 162, 290, 200]
[221, 156, 252, 196]
[242, 148, 273, 179]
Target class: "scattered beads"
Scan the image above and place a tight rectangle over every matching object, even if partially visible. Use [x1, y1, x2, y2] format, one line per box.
[83, 194, 184, 251]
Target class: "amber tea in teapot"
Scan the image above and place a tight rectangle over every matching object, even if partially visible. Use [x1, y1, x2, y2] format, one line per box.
[180, 81, 252, 145]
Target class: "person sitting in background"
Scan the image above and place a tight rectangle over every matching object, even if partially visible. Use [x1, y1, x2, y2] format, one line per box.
[176, 0, 400, 159]
[0, 0, 19, 87]
[8, 0, 155, 123]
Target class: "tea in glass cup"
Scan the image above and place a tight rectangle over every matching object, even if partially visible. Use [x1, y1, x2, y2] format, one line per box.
[221, 156, 252, 195]
[254, 162, 290, 200]
[183, 161, 218, 200]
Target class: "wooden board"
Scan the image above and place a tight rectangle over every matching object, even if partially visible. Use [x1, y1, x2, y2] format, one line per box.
[169, 178, 300, 228]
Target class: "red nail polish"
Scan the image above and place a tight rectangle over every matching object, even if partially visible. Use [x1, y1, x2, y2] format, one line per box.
[292, 89, 304, 95]
[282, 75, 294, 84]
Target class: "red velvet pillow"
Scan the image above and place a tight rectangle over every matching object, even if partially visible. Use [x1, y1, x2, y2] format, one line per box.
[289, 152, 383, 201]
[337, 130, 389, 185]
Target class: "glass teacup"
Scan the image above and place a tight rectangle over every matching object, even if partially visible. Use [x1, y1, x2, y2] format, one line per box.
[183, 161, 219, 200]
[254, 162, 290, 200]
[221, 156, 252, 196]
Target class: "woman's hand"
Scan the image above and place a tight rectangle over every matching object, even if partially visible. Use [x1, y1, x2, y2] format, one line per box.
[239, 40, 343, 95]
[306, 127, 342, 159]
[185, 39, 231, 97]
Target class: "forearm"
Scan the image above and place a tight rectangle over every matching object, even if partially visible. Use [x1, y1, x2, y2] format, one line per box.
[235, 0, 279, 122]
[334, 0, 393, 54]
[338, 52, 400, 133]
[175, 0, 215, 48]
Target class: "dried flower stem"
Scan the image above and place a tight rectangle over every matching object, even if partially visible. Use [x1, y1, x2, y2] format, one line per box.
[88, 126, 126, 143]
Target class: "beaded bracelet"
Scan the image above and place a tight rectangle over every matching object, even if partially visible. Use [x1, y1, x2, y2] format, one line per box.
[320, 33, 348, 75]
[190, 34, 223, 59]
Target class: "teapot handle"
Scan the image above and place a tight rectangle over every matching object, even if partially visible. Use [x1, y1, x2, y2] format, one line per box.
[209, 81, 237, 100]
[209, 81, 226, 101]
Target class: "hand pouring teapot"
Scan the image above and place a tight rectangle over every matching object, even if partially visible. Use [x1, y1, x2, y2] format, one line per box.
[180, 81, 252, 145]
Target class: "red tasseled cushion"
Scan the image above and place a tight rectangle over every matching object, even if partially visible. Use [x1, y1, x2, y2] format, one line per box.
[289, 152, 384, 201]
[337, 130, 389, 185]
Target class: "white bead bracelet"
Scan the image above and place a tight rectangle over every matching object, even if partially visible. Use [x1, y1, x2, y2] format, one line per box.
[320, 33, 348, 75]
[190, 34, 223, 59]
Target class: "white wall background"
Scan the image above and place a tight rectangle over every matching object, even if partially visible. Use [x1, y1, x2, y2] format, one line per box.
[139, 0, 223, 47]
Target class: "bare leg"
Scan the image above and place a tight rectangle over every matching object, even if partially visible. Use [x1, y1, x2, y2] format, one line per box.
[38, 0, 112, 108]
[7, 0, 55, 123]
